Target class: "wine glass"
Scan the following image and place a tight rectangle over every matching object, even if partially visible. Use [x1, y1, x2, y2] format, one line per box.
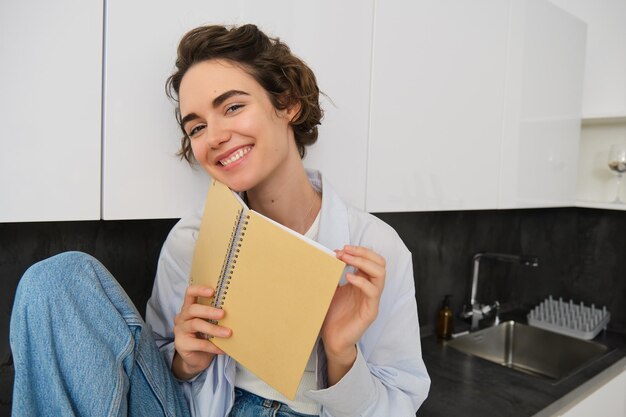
[607, 144, 626, 203]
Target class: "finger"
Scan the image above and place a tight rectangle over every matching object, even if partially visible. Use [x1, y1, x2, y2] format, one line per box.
[182, 285, 214, 309]
[343, 245, 386, 267]
[185, 304, 225, 322]
[177, 304, 223, 325]
[186, 318, 232, 339]
[346, 272, 380, 299]
[178, 335, 226, 355]
[176, 312, 231, 337]
[337, 251, 385, 283]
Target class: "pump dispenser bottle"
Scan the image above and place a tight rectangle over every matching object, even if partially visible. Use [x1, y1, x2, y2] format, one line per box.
[436, 294, 453, 340]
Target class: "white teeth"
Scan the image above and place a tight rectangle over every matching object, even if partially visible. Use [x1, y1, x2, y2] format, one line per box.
[220, 146, 251, 166]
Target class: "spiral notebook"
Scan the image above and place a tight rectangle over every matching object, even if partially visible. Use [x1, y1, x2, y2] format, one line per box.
[190, 179, 345, 400]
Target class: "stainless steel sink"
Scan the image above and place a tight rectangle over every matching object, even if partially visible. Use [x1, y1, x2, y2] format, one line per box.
[447, 321, 608, 381]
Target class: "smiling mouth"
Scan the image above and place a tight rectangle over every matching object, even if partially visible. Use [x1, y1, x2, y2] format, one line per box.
[219, 146, 252, 166]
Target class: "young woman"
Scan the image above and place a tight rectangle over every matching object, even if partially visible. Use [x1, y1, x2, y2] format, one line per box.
[10, 24, 429, 417]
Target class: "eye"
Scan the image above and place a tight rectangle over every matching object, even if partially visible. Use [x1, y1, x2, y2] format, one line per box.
[226, 103, 244, 114]
[188, 124, 206, 139]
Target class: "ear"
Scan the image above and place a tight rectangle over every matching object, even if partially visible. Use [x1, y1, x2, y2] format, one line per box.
[285, 101, 302, 122]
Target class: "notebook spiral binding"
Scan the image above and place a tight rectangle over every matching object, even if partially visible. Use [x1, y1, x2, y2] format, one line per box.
[210, 209, 241, 315]
[215, 214, 250, 310]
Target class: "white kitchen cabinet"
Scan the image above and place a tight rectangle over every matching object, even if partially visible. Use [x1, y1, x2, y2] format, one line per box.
[2, 0, 591, 222]
[367, 0, 509, 212]
[366, 0, 586, 212]
[498, 0, 586, 209]
[559, 366, 626, 417]
[547, 0, 626, 119]
[545, 1, 626, 210]
[102, 0, 373, 219]
[0, 1, 103, 222]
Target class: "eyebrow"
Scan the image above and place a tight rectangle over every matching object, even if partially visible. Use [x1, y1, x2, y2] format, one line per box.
[213, 89, 249, 108]
[181, 89, 250, 131]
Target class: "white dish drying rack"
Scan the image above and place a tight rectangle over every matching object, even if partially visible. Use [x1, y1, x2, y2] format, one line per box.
[527, 295, 610, 340]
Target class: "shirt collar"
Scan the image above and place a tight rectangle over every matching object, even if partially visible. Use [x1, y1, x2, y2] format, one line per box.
[306, 169, 350, 253]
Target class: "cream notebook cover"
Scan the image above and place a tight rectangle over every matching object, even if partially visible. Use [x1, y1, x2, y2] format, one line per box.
[190, 179, 345, 399]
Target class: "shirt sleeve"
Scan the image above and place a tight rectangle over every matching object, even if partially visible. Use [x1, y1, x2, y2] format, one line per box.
[145, 216, 194, 360]
[306, 220, 431, 417]
[144, 209, 258, 417]
[144, 212, 213, 405]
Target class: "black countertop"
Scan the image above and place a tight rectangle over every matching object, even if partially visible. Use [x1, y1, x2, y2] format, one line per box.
[416, 322, 626, 417]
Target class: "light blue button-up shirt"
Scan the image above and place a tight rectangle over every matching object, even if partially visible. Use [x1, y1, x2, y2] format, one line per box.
[146, 171, 430, 417]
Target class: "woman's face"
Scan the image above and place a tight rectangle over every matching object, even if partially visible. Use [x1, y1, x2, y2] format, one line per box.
[178, 59, 299, 192]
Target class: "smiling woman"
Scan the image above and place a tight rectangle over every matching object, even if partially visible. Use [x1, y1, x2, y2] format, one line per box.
[9, 23, 430, 417]
[166, 24, 322, 164]
[176, 59, 302, 195]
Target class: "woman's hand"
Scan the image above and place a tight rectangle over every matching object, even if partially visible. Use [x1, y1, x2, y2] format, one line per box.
[321, 245, 386, 385]
[172, 285, 232, 380]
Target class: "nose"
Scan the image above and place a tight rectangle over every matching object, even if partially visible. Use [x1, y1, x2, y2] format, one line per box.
[205, 118, 231, 149]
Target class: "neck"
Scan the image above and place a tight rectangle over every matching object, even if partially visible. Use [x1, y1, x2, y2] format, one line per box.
[246, 165, 320, 235]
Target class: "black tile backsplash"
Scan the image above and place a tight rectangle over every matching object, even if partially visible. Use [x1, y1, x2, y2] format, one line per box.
[0, 219, 177, 416]
[1, 207, 625, 415]
[375, 207, 626, 335]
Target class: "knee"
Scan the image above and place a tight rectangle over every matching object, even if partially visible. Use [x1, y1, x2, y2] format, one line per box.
[15, 251, 104, 304]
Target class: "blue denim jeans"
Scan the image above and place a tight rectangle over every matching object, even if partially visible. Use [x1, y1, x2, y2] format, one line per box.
[10, 252, 190, 417]
[229, 389, 318, 417]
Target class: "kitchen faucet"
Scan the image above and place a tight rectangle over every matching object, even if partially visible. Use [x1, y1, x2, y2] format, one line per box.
[461, 252, 539, 331]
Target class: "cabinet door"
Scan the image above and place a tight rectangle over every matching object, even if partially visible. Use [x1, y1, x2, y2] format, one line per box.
[367, 0, 509, 212]
[561, 368, 626, 417]
[0, 1, 102, 222]
[547, 0, 626, 118]
[498, 0, 586, 209]
[102, 0, 373, 219]
[367, 0, 586, 212]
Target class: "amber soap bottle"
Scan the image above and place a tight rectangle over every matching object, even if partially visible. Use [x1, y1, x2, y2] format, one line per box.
[436, 294, 453, 340]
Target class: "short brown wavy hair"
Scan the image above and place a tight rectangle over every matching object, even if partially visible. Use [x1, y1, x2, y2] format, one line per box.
[166, 24, 323, 162]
